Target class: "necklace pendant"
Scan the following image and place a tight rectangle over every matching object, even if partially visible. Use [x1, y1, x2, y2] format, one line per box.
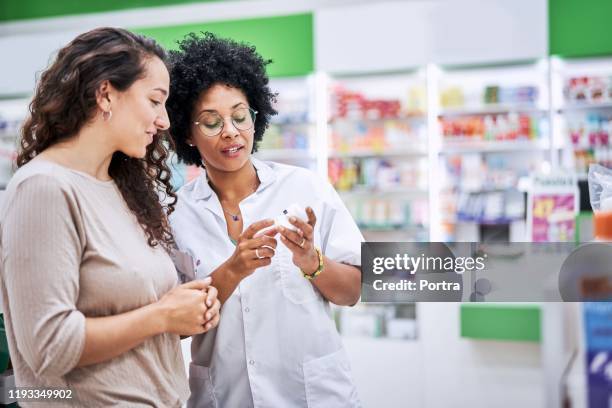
[231, 215, 240, 221]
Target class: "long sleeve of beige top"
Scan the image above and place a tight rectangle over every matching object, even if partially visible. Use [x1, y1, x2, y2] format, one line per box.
[0, 160, 189, 407]
[2, 169, 86, 378]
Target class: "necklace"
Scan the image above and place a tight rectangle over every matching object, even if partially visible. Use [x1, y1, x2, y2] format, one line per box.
[224, 209, 241, 222]
[221, 178, 260, 222]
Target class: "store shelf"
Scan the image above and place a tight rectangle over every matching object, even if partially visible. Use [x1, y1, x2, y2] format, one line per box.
[0, 133, 18, 141]
[254, 149, 315, 161]
[329, 147, 427, 158]
[270, 118, 315, 126]
[439, 104, 545, 116]
[455, 186, 521, 194]
[454, 217, 524, 225]
[359, 224, 427, 232]
[339, 187, 428, 197]
[440, 139, 549, 154]
[558, 101, 612, 112]
[329, 113, 426, 124]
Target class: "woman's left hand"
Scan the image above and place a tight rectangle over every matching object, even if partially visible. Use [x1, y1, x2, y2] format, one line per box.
[277, 207, 319, 275]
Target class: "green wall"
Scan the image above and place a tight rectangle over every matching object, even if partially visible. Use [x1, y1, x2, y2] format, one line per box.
[4, 1, 612, 61]
[0, 0, 226, 22]
[133, 13, 314, 78]
[549, 0, 612, 57]
[460, 305, 541, 343]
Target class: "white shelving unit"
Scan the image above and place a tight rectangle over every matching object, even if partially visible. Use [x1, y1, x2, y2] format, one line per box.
[430, 61, 553, 242]
[440, 139, 550, 154]
[254, 75, 323, 172]
[550, 56, 612, 177]
[1, 58, 608, 243]
[326, 70, 430, 243]
[0, 98, 28, 187]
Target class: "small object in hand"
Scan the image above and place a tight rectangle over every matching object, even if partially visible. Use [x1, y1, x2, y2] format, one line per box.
[258, 203, 309, 236]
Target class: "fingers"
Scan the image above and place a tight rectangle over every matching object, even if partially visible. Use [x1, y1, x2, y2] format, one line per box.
[245, 234, 278, 250]
[306, 207, 317, 228]
[251, 246, 275, 259]
[203, 301, 221, 332]
[242, 219, 274, 240]
[262, 227, 279, 237]
[204, 298, 220, 324]
[288, 214, 314, 241]
[278, 225, 305, 248]
[205, 285, 218, 308]
[280, 234, 305, 253]
[253, 257, 273, 268]
[181, 277, 212, 290]
[254, 226, 278, 238]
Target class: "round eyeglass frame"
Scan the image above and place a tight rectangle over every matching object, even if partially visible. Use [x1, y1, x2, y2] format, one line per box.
[193, 107, 258, 137]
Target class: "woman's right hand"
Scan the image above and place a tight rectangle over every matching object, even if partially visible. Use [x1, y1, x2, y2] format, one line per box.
[225, 219, 278, 279]
[157, 278, 212, 335]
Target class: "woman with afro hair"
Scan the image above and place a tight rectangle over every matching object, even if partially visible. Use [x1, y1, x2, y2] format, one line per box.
[167, 32, 362, 407]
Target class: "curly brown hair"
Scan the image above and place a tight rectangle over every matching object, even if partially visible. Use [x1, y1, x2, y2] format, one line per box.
[17, 27, 177, 250]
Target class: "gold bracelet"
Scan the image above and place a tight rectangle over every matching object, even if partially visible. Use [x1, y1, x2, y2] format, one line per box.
[302, 247, 324, 280]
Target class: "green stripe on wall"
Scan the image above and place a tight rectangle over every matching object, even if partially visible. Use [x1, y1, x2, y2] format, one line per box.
[549, 0, 612, 57]
[132, 13, 314, 78]
[460, 304, 541, 342]
[0, 0, 224, 22]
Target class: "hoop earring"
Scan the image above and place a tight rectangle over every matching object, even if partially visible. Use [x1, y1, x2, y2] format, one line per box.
[103, 110, 112, 121]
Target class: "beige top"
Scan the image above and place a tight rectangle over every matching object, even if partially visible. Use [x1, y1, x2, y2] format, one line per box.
[0, 159, 189, 407]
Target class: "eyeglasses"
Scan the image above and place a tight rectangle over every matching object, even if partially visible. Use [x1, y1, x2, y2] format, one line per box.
[193, 107, 257, 137]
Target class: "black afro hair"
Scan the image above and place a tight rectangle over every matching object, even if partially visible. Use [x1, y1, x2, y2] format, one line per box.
[166, 32, 277, 166]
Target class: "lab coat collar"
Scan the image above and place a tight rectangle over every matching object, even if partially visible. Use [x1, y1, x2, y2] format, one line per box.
[192, 157, 277, 202]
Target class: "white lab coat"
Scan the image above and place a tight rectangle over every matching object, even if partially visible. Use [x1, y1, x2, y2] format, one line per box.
[170, 158, 363, 408]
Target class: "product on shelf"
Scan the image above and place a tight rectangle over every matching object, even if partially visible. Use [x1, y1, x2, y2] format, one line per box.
[0, 117, 22, 137]
[565, 76, 612, 104]
[329, 118, 425, 154]
[440, 87, 465, 109]
[529, 173, 578, 243]
[331, 86, 400, 119]
[343, 196, 428, 231]
[259, 123, 310, 151]
[328, 158, 426, 192]
[440, 113, 539, 141]
[567, 113, 612, 173]
[258, 78, 314, 155]
[588, 164, 612, 240]
[483, 85, 538, 105]
[330, 84, 425, 120]
[0, 116, 22, 186]
[440, 84, 538, 109]
[454, 190, 525, 223]
[336, 304, 417, 340]
[328, 156, 429, 230]
[440, 154, 533, 235]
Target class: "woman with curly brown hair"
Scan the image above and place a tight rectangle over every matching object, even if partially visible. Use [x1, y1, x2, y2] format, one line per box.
[0, 27, 220, 407]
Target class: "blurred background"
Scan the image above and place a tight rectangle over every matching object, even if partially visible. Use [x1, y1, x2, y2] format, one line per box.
[1, 0, 611, 407]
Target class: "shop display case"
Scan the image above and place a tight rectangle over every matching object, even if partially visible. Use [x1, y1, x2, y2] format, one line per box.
[432, 62, 552, 241]
[327, 70, 429, 243]
[255, 75, 321, 171]
[0, 99, 28, 188]
[551, 56, 612, 179]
